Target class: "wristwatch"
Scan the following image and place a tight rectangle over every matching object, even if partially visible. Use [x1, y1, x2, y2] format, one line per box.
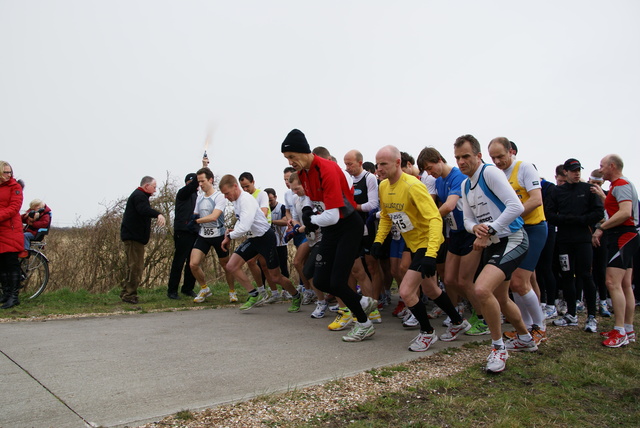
[487, 225, 497, 236]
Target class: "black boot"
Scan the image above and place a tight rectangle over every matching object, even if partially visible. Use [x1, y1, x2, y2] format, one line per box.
[1, 272, 20, 309]
[0, 272, 8, 304]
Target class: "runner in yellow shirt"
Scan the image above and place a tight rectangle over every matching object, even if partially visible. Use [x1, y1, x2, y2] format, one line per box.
[372, 145, 470, 352]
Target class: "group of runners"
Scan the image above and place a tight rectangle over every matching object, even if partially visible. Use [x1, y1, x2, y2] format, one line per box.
[180, 130, 638, 374]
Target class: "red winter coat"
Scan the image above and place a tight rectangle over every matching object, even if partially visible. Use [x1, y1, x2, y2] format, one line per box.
[22, 204, 52, 237]
[0, 177, 25, 253]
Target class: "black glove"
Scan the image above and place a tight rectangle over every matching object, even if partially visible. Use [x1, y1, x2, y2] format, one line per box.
[417, 255, 437, 278]
[301, 206, 319, 233]
[370, 242, 383, 259]
[187, 214, 200, 234]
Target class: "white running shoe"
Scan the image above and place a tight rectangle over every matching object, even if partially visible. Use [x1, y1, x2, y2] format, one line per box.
[442, 316, 452, 327]
[402, 313, 420, 329]
[584, 315, 598, 333]
[440, 320, 471, 342]
[228, 291, 238, 303]
[544, 305, 558, 319]
[505, 337, 538, 352]
[310, 301, 328, 318]
[264, 292, 282, 304]
[408, 331, 438, 352]
[427, 306, 444, 319]
[194, 287, 212, 303]
[360, 296, 378, 316]
[342, 322, 375, 342]
[486, 348, 509, 373]
[302, 289, 316, 305]
[396, 307, 409, 319]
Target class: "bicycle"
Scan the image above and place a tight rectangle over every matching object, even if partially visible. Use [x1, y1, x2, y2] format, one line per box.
[19, 228, 50, 299]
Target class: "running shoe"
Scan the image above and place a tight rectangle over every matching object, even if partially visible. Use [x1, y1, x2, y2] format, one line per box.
[544, 305, 558, 319]
[584, 315, 598, 333]
[486, 348, 509, 373]
[427, 306, 444, 319]
[392, 300, 406, 317]
[468, 310, 479, 326]
[342, 322, 375, 342]
[360, 296, 378, 316]
[281, 290, 293, 300]
[328, 310, 353, 331]
[505, 337, 538, 352]
[228, 291, 238, 303]
[502, 330, 518, 340]
[466, 320, 490, 336]
[576, 300, 585, 313]
[329, 304, 340, 312]
[194, 286, 212, 303]
[402, 313, 420, 329]
[556, 299, 568, 316]
[530, 325, 547, 344]
[264, 292, 282, 304]
[369, 309, 382, 324]
[440, 319, 472, 342]
[240, 295, 261, 311]
[602, 330, 629, 348]
[310, 301, 328, 319]
[408, 331, 438, 352]
[601, 329, 635, 342]
[396, 307, 409, 319]
[552, 314, 578, 326]
[256, 290, 268, 306]
[442, 316, 452, 327]
[302, 289, 316, 305]
[288, 292, 302, 313]
[598, 301, 611, 318]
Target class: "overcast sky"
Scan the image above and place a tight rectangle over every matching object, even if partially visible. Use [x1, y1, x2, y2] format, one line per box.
[2, 1, 638, 227]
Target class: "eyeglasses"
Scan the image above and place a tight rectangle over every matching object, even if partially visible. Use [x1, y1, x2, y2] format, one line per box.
[2, 171, 12, 175]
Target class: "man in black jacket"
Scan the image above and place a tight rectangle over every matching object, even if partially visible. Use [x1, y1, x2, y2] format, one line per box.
[167, 173, 199, 299]
[120, 176, 166, 304]
[545, 159, 604, 331]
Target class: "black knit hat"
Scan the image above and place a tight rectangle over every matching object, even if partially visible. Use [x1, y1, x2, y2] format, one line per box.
[185, 173, 197, 183]
[281, 129, 311, 153]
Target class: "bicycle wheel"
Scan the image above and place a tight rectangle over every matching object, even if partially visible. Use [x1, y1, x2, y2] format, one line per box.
[19, 250, 49, 299]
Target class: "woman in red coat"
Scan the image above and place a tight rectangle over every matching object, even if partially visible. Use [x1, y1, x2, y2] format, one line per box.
[0, 160, 25, 309]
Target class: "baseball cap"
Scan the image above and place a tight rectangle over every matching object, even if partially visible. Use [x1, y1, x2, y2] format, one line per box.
[563, 158, 583, 171]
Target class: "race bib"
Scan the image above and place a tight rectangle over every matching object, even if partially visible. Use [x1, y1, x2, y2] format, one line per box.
[388, 211, 414, 234]
[445, 212, 456, 230]
[200, 226, 222, 238]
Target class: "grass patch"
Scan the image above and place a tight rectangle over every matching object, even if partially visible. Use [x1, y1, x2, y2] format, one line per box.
[303, 312, 640, 428]
[2, 282, 247, 319]
[174, 409, 194, 421]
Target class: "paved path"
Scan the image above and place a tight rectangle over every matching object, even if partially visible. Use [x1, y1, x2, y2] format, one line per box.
[0, 302, 490, 428]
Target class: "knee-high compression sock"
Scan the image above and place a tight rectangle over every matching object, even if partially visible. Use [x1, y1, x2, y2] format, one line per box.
[408, 302, 434, 333]
[513, 293, 533, 327]
[522, 289, 545, 330]
[434, 291, 463, 324]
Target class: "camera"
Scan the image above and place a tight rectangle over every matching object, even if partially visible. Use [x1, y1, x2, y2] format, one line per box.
[28, 208, 45, 218]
